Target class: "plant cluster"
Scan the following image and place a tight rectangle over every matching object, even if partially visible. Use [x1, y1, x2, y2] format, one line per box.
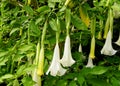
[0, 0, 120, 86]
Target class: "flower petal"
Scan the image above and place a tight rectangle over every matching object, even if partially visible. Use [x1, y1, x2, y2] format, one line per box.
[60, 35, 75, 67]
[101, 30, 117, 56]
[78, 43, 82, 52]
[46, 43, 66, 76]
[86, 57, 94, 68]
[115, 33, 120, 46]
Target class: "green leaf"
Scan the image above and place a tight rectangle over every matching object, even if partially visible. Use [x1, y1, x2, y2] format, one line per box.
[69, 81, 77, 86]
[23, 5, 34, 15]
[64, 73, 76, 79]
[71, 15, 87, 30]
[0, 57, 8, 66]
[36, 6, 50, 14]
[16, 65, 26, 76]
[77, 74, 85, 86]
[49, 19, 58, 31]
[90, 66, 108, 75]
[0, 74, 13, 83]
[0, 51, 8, 57]
[110, 77, 120, 86]
[29, 21, 41, 37]
[13, 79, 20, 86]
[35, 15, 45, 25]
[22, 76, 35, 86]
[87, 78, 111, 86]
[24, 65, 36, 73]
[9, 28, 20, 36]
[1, 74, 13, 80]
[56, 80, 67, 86]
[18, 44, 34, 52]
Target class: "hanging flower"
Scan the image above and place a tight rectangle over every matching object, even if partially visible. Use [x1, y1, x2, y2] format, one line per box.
[32, 69, 41, 86]
[46, 43, 66, 76]
[78, 43, 82, 52]
[60, 35, 75, 67]
[115, 33, 120, 46]
[86, 57, 94, 68]
[65, 0, 70, 6]
[101, 30, 117, 56]
[37, 47, 44, 76]
[89, 36, 95, 59]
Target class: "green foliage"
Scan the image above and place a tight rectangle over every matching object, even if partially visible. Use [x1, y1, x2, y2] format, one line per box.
[0, 0, 120, 86]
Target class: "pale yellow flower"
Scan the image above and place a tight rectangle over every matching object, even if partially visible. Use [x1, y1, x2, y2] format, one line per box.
[32, 69, 41, 86]
[37, 47, 44, 76]
[89, 36, 95, 59]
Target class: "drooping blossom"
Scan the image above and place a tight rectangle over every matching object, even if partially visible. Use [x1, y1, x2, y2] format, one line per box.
[78, 43, 82, 52]
[60, 35, 75, 67]
[86, 57, 94, 68]
[46, 43, 66, 76]
[37, 47, 44, 76]
[89, 36, 95, 59]
[101, 30, 117, 56]
[115, 33, 120, 46]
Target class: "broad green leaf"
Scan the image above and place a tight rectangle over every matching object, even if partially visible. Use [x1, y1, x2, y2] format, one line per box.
[22, 76, 35, 86]
[9, 28, 20, 36]
[71, 15, 87, 30]
[48, 1, 55, 8]
[0, 57, 8, 66]
[18, 44, 34, 52]
[24, 65, 36, 73]
[29, 21, 41, 37]
[16, 65, 26, 76]
[35, 15, 45, 25]
[13, 79, 20, 86]
[69, 81, 77, 86]
[1, 74, 13, 80]
[110, 77, 120, 86]
[80, 67, 92, 75]
[23, 5, 34, 15]
[49, 19, 58, 31]
[77, 74, 85, 86]
[90, 66, 108, 75]
[10, 20, 16, 25]
[36, 6, 50, 14]
[87, 78, 111, 86]
[56, 80, 67, 86]
[0, 51, 8, 57]
[64, 73, 76, 79]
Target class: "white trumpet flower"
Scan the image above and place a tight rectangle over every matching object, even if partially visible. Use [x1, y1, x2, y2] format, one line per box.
[46, 43, 66, 76]
[60, 35, 75, 67]
[86, 57, 94, 68]
[101, 30, 117, 56]
[78, 43, 82, 52]
[115, 33, 120, 46]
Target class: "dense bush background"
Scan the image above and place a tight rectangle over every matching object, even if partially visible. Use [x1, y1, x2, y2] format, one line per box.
[0, 0, 120, 86]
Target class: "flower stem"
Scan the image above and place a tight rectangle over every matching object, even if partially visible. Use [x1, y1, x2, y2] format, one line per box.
[41, 21, 47, 47]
